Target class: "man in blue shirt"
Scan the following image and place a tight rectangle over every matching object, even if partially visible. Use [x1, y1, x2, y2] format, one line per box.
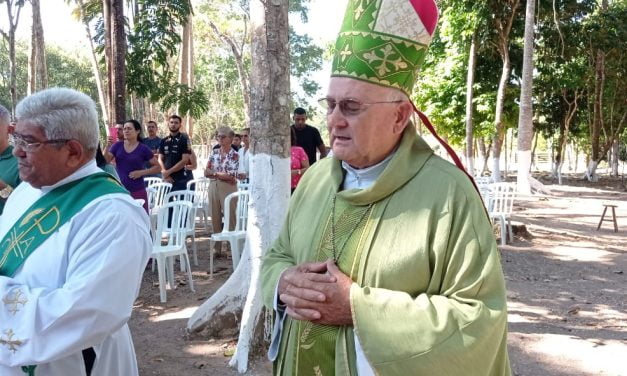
[142, 120, 162, 179]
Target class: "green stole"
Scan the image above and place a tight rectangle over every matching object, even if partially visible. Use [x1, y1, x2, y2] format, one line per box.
[0, 172, 127, 375]
[0, 172, 128, 277]
[280, 197, 373, 375]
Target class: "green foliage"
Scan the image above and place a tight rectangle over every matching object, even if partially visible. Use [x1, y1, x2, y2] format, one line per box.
[413, 0, 523, 146]
[0, 40, 98, 111]
[289, 27, 323, 97]
[125, 0, 208, 117]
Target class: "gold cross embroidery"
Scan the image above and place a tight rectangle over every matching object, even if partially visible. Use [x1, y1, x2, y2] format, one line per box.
[3, 289, 28, 315]
[362, 44, 409, 77]
[0, 329, 25, 353]
[340, 45, 353, 62]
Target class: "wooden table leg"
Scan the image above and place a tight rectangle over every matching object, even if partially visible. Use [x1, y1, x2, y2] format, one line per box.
[597, 206, 608, 231]
[611, 206, 618, 232]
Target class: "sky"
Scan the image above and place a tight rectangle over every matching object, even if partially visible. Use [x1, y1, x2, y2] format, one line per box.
[1, 1, 88, 52]
[1, 0, 346, 103]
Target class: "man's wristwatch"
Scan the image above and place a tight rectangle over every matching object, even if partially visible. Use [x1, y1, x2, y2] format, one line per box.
[0, 185, 13, 199]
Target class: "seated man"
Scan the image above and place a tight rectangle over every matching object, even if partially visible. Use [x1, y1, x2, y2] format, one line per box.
[261, 0, 511, 374]
[0, 88, 151, 375]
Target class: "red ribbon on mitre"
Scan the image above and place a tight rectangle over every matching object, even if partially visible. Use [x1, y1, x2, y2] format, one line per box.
[411, 102, 481, 193]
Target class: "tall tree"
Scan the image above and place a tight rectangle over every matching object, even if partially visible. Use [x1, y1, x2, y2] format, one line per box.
[489, 0, 521, 182]
[0, 0, 26, 118]
[516, 0, 537, 194]
[188, 0, 292, 373]
[586, 0, 608, 181]
[103, 0, 126, 124]
[465, 31, 478, 175]
[178, 12, 195, 135]
[28, 0, 48, 94]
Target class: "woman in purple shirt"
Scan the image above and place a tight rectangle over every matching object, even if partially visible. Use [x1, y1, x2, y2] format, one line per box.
[105, 119, 160, 212]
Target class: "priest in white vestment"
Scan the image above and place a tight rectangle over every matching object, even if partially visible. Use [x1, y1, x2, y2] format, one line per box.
[0, 88, 151, 376]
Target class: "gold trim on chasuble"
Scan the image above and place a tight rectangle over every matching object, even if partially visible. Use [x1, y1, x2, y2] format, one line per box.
[293, 198, 374, 375]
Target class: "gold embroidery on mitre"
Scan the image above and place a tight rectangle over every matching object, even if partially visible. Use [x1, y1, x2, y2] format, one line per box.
[0, 329, 26, 353]
[3, 289, 28, 315]
[361, 44, 409, 77]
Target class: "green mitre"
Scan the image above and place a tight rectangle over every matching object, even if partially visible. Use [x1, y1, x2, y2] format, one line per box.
[331, 0, 440, 96]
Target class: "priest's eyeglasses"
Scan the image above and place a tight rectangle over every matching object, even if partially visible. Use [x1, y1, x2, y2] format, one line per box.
[12, 132, 71, 152]
[318, 97, 403, 117]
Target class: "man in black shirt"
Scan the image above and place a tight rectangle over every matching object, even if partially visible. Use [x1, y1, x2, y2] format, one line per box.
[158, 115, 192, 191]
[291, 107, 327, 165]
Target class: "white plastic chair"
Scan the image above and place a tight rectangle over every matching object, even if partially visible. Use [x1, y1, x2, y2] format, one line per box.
[209, 190, 250, 277]
[151, 201, 195, 303]
[148, 182, 172, 233]
[488, 182, 517, 246]
[144, 177, 163, 188]
[187, 177, 211, 231]
[163, 190, 199, 266]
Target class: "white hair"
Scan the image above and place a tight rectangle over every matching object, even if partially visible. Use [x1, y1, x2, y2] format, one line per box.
[0, 104, 10, 126]
[16, 87, 99, 152]
[216, 126, 235, 137]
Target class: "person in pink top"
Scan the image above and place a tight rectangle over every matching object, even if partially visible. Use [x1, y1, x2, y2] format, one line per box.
[290, 127, 310, 194]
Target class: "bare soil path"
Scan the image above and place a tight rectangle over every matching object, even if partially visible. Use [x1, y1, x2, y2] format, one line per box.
[129, 177, 627, 375]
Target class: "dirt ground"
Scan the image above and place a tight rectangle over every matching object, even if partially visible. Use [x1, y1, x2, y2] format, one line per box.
[129, 175, 627, 376]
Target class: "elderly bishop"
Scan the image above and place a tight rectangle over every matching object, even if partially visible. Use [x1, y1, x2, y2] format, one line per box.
[261, 0, 511, 374]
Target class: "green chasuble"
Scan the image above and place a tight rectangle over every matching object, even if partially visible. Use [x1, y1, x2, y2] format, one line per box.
[261, 125, 511, 375]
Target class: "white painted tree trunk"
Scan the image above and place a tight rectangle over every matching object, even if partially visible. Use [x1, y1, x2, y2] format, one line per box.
[229, 154, 289, 372]
[515, 0, 535, 195]
[517, 151, 533, 194]
[491, 157, 502, 182]
[584, 160, 599, 182]
[188, 0, 290, 373]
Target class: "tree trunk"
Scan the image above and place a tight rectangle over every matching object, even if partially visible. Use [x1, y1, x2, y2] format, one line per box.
[516, 0, 535, 194]
[465, 32, 477, 176]
[110, 0, 126, 124]
[103, 0, 114, 126]
[178, 15, 194, 137]
[188, 0, 291, 373]
[1, 0, 24, 119]
[28, 0, 47, 95]
[611, 139, 619, 177]
[207, 19, 251, 126]
[556, 91, 580, 184]
[490, 0, 519, 183]
[78, 0, 110, 128]
[478, 137, 491, 175]
[491, 52, 510, 183]
[586, 0, 608, 182]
